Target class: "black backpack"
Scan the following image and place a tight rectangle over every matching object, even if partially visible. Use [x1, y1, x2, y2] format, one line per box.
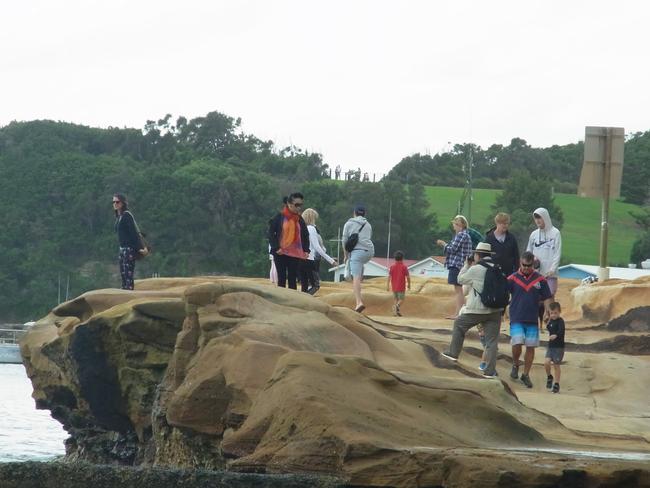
[344, 222, 366, 253]
[476, 260, 510, 309]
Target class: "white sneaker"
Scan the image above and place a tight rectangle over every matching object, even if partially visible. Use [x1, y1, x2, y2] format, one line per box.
[441, 351, 458, 361]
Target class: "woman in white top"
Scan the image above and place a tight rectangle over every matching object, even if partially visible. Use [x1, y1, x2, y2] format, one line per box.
[300, 208, 337, 294]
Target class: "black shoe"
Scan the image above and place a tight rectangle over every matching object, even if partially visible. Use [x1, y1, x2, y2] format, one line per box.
[307, 286, 319, 296]
[552, 383, 560, 394]
[520, 374, 533, 388]
[396, 305, 402, 317]
[510, 365, 519, 379]
[441, 351, 458, 361]
[546, 375, 553, 389]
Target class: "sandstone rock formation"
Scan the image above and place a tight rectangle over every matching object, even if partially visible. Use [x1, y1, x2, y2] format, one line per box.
[20, 277, 650, 487]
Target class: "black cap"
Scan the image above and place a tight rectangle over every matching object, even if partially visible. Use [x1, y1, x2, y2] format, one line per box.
[354, 203, 366, 215]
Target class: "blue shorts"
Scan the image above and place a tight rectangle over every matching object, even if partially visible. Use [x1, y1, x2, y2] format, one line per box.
[510, 322, 540, 347]
[447, 266, 460, 285]
[348, 249, 372, 277]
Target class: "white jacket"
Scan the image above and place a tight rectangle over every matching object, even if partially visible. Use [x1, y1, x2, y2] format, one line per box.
[526, 207, 562, 277]
[307, 225, 336, 264]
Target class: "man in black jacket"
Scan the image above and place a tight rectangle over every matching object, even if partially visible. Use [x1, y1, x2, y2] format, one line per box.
[484, 212, 519, 276]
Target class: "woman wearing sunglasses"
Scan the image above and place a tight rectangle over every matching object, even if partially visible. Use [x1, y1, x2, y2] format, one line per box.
[113, 194, 147, 290]
[267, 192, 310, 290]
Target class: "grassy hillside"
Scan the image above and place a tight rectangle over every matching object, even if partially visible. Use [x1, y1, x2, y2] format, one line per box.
[424, 186, 642, 266]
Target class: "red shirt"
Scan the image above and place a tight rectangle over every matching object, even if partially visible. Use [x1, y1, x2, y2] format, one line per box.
[389, 262, 409, 292]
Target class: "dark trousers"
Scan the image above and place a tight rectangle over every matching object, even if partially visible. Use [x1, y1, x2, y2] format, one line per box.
[274, 254, 301, 290]
[119, 247, 136, 290]
[299, 259, 321, 292]
[448, 311, 501, 375]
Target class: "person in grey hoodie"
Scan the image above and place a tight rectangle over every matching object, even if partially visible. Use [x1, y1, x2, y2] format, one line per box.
[526, 207, 562, 298]
[441, 242, 504, 378]
[342, 204, 374, 313]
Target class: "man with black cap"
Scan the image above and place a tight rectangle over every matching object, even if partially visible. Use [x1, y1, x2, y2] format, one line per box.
[342, 203, 374, 313]
[441, 242, 505, 378]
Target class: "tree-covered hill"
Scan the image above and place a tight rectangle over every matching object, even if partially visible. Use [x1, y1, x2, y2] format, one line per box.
[386, 134, 650, 205]
[0, 113, 439, 321]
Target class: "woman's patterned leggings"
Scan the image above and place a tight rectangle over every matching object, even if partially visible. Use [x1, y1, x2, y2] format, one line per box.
[119, 247, 136, 290]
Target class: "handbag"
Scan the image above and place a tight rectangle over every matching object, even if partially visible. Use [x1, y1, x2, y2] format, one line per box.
[126, 211, 152, 260]
[344, 222, 366, 253]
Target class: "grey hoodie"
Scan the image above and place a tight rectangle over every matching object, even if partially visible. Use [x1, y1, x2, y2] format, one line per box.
[342, 216, 375, 255]
[526, 207, 562, 277]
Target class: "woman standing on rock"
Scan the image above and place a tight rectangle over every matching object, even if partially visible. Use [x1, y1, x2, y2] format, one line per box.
[268, 192, 310, 290]
[437, 215, 472, 320]
[113, 193, 147, 290]
[300, 208, 337, 295]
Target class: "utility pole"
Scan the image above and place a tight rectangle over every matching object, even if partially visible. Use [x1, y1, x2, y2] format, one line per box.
[599, 128, 613, 275]
[328, 227, 342, 282]
[386, 201, 392, 264]
[468, 146, 473, 224]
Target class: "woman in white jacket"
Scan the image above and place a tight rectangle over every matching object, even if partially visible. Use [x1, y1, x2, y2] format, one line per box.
[300, 208, 337, 294]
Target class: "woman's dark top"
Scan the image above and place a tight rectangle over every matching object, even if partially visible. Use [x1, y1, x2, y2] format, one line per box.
[267, 213, 310, 255]
[485, 227, 520, 276]
[115, 211, 141, 250]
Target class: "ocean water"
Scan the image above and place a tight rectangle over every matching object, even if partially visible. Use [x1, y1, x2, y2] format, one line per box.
[0, 364, 67, 462]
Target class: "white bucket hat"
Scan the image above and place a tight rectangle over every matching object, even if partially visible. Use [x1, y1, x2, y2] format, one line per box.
[473, 242, 495, 255]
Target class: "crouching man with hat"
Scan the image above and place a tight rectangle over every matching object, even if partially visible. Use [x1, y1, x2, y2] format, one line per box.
[441, 242, 505, 378]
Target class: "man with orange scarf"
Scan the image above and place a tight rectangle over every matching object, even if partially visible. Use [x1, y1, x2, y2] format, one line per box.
[268, 192, 310, 290]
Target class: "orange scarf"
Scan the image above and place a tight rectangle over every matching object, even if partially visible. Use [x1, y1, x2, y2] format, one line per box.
[279, 207, 304, 258]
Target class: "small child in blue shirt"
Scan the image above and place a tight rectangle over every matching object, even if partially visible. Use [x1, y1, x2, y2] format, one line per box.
[544, 301, 565, 394]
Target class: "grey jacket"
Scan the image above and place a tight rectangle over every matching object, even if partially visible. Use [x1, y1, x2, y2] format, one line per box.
[342, 216, 375, 255]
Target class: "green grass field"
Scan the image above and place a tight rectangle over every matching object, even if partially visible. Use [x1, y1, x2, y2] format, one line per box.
[424, 186, 643, 266]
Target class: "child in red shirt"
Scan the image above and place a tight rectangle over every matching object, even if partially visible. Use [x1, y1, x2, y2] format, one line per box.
[387, 251, 411, 316]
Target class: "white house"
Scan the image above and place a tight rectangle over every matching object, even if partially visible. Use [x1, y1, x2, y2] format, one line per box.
[329, 256, 447, 282]
[558, 264, 650, 281]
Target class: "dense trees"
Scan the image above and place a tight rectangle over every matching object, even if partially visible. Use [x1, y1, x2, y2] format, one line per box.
[3, 112, 649, 321]
[0, 114, 439, 321]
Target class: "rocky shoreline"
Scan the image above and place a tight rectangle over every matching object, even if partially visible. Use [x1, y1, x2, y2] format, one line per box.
[0, 461, 344, 488]
[2, 449, 650, 488]
[17, 276, 650, 487]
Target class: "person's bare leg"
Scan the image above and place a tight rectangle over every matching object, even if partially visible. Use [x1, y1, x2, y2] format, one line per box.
[353, 275, 363, 309]
[553, 363, 561, 383]
[544, 357, 551, 376]
[447, 285, 464, 318]
[523, 347, 535, 375]
[454, 285, 464, 316]
[511, 344, 522, 367]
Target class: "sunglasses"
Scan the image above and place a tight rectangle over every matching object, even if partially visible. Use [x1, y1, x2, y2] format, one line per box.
[290, 202, 303, 208]
[521, 262, 534, 268]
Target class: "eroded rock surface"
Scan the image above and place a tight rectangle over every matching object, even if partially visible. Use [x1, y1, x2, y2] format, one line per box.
[21, 277, 650, 487]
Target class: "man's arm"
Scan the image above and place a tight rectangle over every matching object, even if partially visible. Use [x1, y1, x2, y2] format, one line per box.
[541, 298, 552, 327]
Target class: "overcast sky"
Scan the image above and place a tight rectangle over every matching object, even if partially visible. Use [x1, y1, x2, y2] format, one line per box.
[2, 0, 649, 175]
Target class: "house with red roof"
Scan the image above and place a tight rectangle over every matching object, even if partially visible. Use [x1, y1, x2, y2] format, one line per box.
[329, 256, 447, 282]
